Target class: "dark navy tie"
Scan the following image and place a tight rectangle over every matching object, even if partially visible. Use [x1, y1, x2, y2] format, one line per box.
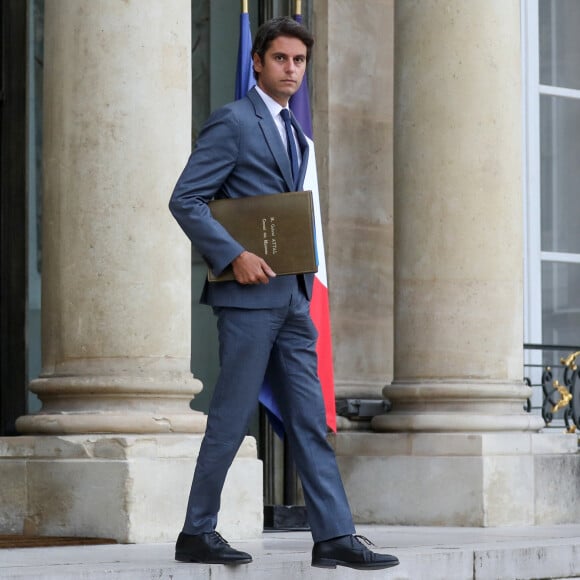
[280, 108, 299, 187]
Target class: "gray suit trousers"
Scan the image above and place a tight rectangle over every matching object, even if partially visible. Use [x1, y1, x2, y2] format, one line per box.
[183, 277, 355, 542]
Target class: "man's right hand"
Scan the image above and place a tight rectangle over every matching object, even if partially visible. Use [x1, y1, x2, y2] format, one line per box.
[231, 251, 276, 285]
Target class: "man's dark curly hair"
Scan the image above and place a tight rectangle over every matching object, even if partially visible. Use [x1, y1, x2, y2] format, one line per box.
[251, 16, 314, 80]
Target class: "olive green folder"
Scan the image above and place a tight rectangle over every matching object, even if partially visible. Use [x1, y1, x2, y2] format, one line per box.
[207, 190, 317, 282]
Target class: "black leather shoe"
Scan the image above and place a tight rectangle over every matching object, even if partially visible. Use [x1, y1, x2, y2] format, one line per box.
[175, 531, 252, 565]
[312, 534, 399, 570]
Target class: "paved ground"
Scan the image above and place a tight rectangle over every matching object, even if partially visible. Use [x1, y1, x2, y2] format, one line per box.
[2, 524, 580, 579]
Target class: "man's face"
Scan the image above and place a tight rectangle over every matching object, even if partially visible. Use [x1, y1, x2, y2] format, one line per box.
[253, 35, 307, 106]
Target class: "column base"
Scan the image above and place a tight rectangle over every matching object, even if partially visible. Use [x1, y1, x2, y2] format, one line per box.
[373, 380, 545, 432]
[0, 434, 263, 543]
[334, 379, 385, 399]
[332, 431, 580, 526]
[16, 359, 207, 435]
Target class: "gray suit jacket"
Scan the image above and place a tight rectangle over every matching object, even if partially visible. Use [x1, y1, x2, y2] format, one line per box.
[169, 87, 314, 308]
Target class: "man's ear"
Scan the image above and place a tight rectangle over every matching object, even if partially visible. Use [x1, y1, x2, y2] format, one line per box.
[252, 53, 262, 74]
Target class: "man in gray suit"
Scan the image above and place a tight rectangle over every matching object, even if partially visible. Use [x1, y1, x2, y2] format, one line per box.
[169, 16, 398, 571]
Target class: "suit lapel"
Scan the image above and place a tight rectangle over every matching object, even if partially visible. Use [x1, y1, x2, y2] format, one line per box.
[247, 89, 295, 191]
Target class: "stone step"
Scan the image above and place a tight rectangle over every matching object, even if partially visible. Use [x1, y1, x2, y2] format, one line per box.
[2, 525, 580, 580]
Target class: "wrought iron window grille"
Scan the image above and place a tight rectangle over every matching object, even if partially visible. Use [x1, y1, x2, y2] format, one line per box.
[524, 345, 580, 433]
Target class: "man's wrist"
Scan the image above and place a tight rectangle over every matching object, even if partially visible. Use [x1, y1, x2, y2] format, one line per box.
[232, 250, 248, 265]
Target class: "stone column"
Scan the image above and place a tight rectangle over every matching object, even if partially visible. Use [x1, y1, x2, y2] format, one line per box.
[313, 0, 395, 424]
[334, 0, 580, 527]
[373, 0, 538, 434]
[16, 0, 203, 436]
[0, 0, 262, 543]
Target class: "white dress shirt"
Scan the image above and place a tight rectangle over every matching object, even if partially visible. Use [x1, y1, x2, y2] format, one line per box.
[254, 85, 301, 167]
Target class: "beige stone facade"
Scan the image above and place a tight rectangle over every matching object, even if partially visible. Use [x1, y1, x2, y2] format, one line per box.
[315, 0, 578, 528]
[0, 0, 578, 542]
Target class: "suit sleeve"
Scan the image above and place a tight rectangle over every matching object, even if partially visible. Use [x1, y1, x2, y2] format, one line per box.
[169, 107, 245, 276]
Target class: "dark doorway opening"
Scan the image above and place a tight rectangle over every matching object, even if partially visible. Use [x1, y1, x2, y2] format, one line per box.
[0, 1, 27, 435]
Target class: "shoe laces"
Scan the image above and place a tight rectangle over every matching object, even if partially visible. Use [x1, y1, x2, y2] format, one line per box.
[209, 531, 230, 545]
[353, 534, 376, 548]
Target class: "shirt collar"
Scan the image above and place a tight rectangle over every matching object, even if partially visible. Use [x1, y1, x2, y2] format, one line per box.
[255, 85, 289, 120]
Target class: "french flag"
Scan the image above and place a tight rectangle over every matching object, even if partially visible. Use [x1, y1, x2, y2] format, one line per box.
[236, 9, 336, 434]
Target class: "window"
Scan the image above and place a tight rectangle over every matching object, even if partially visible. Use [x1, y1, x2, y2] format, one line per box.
[523, 0, 580, 353]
